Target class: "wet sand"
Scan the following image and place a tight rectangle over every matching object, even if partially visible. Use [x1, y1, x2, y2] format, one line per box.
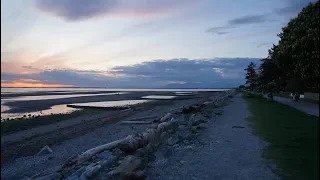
[2, 91, 201, 113]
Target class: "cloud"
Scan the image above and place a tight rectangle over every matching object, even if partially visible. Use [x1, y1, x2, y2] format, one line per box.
[206, 14, 272, 35]
[228, 15, 269, 25]
[35, 0, 195, 21]
[1, 58, 262, 88]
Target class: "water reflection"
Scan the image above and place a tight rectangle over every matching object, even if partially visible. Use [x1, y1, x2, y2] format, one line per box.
[174, 92, 194, 95]
[1, 104, 79, 120]
[141, 95, 176, 99]
[1, 105, 10, 113]
[68, 100, 151, 108]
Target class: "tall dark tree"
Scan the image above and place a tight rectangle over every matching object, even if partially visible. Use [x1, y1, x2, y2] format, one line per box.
[244, 62, 258, 90]
[251, 1, 319, 93]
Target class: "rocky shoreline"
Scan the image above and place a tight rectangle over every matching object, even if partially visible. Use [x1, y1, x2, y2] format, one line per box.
[25, 90, 235, 180]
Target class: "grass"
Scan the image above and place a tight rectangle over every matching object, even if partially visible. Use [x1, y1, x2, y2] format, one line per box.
[243, 92, 319, 180]
[1, 109, 103, 135]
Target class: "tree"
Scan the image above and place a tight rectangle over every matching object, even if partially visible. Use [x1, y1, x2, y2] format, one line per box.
[239, 85, 245, 89]
[252, 1, 319, 93]
[275, 1, 319, 92]
[244, 62, 258, 90]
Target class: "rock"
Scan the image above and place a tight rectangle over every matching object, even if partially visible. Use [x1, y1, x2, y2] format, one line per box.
[167, 136, 179, 146]
[122, 170, 147, 180]
[183, 140, 190, 144]
[71, 166, 86, 177]
[202, 101, 211, 106]
[114, 155, 142, 175]
[96, 151, 113, 159]
[112, 148, 123, 157]
[196, 123, 208, 130]
[160, 131, 169, 142]
[100, 155, 118, 167]
[67, 175, 81, 180]
[178, 125, 187, 131]
[80, 164, 101, 180]
[189, 115, 207, 126]
[145, 128, 157, 142]
[31, 172, 61, 180]
[21, 176, 31, 180]
[37, 145, 53, 156]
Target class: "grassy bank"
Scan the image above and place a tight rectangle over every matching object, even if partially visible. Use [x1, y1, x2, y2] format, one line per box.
[1, 109, 103, 135]
[243, 92, 319, 180]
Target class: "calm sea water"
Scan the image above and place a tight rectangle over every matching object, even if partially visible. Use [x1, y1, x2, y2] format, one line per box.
[1, 87, 230, 93]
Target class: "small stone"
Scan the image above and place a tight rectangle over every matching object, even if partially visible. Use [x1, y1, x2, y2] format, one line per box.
[37, 145, 53, 156]
[80, 164, 101, 179]
[160, 131, 169, 142]
[71, 166, 86, 177]
[67, 175, 81, 180]
[178, 125, 187, 130]
[196, 123, 208, 130]
[114, 155, 142, 175]
[21, 176, 31, 180]
[167, 136, 179, 146]
[123, 170, 147, 180]
[183, 140, 190, 144]
[100, 155, 118, 167]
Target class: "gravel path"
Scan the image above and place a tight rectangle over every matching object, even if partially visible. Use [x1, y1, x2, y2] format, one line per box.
[147, 93, 280, 180]
[273, 96, 319, 117]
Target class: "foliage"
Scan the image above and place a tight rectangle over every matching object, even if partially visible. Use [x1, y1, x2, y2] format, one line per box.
[244, 62, 258, 90]
[238, 85, 245, 89]
[247, 1, 319, 93]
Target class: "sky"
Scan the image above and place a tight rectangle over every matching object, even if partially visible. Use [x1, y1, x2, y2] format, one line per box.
[1, 0, 316, 88]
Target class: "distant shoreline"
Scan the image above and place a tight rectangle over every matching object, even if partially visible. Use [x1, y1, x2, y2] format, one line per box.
[1, 87, 236, 89]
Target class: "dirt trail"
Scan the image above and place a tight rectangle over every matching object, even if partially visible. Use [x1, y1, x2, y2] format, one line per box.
[147, 93, 280, 180]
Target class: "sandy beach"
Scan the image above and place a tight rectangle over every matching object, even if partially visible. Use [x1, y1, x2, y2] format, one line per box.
[1, 90, 219, 179]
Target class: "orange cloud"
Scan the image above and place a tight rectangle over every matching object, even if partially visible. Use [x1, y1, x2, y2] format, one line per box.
[1, 53, 68, 74]
[1, 79, 72, 88]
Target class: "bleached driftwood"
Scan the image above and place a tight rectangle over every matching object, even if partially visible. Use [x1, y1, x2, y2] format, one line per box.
[159, 113, 172, 122]
[63, 137, 129, 167]
[125, 115, 157, 121]
[120, 120, 153, 124]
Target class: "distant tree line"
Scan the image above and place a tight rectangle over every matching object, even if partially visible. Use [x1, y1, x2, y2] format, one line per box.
[244, 1, 319, 93]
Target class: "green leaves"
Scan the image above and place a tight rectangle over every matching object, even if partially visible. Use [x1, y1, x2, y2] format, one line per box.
[253, 1, 319, 93]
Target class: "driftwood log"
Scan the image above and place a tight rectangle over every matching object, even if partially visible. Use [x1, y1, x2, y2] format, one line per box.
[120, 120, 154, 124]
[125, 115, 158, 121]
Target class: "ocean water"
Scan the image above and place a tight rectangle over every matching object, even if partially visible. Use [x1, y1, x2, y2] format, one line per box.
[1, 87, 230, 93]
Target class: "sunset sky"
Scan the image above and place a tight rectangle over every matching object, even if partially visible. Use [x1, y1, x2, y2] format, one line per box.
[1, 0, 315, 88]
